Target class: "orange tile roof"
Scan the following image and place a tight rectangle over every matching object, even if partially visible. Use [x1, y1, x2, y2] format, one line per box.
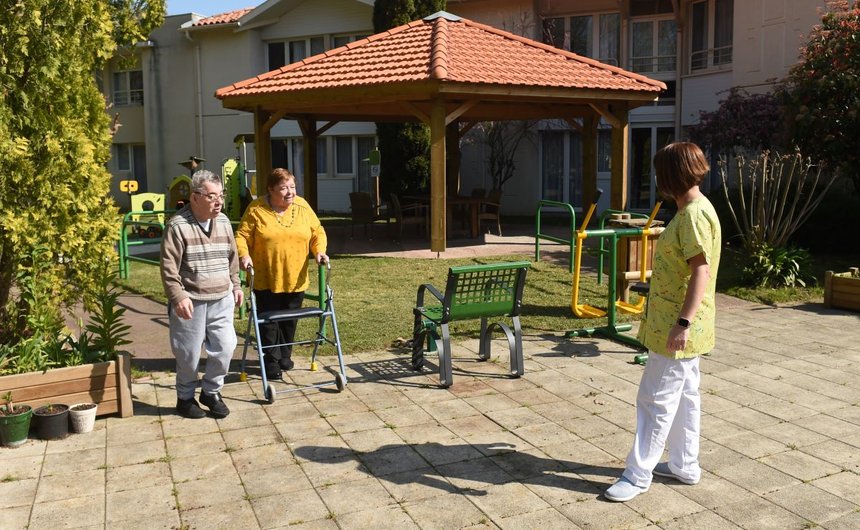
[217, 13, 665, 99]
[192, 7, 254, 27]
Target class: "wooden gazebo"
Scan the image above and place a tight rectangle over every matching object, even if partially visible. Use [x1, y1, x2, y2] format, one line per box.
[216, 11, 664, 252]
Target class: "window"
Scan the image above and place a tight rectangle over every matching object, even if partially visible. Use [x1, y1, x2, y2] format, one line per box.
[540, 131, 583, 205]
[115, 144, 131, 171]
[335, 137, 353, 174]
[333, 34, 370, 48]
[268, 36, 325, 70]
[112, 71, 143, 106]
[316, 138, 327, 175]
[542, 13, 620, 66]
[356, 137, 376, 193]
[691, 0, 733, 71]
[630, 18, 676, 73]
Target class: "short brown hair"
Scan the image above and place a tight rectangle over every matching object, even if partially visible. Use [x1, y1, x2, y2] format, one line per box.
[653, 142, 709, 200]
[267, 168, 296, 190]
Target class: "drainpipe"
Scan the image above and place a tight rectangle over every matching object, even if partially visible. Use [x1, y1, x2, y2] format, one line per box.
[183, 29, 205, 162]
[674, 2, 684, 140]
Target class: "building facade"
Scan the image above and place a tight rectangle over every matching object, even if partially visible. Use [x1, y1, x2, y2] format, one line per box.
[104, 0, 826, 215]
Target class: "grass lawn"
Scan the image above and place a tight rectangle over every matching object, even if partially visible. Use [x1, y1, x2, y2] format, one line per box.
[117, 255, 641, 355]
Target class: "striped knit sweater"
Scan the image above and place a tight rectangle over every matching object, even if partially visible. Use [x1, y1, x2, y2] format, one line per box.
[160, 206, 240, 306]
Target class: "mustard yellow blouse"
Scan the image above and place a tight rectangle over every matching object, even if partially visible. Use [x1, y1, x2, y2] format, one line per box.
[637, 197, 721, 359]
[235, 196, 327, 293]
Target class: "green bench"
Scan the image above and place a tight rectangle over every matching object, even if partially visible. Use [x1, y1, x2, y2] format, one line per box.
[412, 261, 531, 387]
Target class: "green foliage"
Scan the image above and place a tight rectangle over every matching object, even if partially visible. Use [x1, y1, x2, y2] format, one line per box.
[741, 244, 816, 288]
[780, 1, 860, 193]
[84, 265, 131, 359]
[0, 2, 164, 349]
[688, 88, 784, 156]
[373, 0, 444, 196]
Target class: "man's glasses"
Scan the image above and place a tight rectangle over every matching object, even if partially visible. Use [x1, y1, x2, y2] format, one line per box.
[194, 192, 226, 202]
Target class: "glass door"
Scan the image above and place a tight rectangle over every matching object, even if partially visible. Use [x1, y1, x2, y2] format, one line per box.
[629, 126, 673, 210]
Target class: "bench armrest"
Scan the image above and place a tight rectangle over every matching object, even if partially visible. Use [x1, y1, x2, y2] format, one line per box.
[415, 283, 444, 308]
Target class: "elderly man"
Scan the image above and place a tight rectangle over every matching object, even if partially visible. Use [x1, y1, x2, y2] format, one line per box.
[161, 170, 243, 419]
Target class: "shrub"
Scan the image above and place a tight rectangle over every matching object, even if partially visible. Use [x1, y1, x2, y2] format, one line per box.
[741, 244, 816, 288]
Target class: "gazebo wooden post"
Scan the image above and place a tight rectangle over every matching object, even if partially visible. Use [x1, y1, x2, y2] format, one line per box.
[609, 106, 629, 210]
[430, 98, 447, 252]
[298, 119, 319, 211]
[582, 115, 598, 206]
[254, 107, 273, 196]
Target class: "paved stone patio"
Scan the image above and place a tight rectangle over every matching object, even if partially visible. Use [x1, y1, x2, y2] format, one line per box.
[2, 297, 860, 529]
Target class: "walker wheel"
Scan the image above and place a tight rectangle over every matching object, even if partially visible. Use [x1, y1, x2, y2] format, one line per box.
[310, 361, 318, 372]
[335, 372, 347, 392]
[266, 385, 276, 404]
[634, 354, 648, 366]
[239, 372, 248, 382]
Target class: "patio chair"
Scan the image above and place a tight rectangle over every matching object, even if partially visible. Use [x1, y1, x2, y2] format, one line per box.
[349, 191, 388, 237]
[478, 188, 502, 236]
[389, 194, 427, 241]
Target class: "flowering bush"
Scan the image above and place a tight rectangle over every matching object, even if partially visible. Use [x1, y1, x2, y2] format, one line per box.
[780, 0, 860, 193]
[688, 88, 784, 156]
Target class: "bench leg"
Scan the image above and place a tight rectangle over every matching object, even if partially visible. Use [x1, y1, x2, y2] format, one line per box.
[511, 316, 524, 377]
[478, 317, 490, 361]
[439, 323, 453, 388]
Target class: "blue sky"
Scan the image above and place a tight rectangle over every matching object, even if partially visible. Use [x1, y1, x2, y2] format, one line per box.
[167, 1, 260, 16]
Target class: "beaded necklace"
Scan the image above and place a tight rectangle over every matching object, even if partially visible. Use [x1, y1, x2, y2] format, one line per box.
[268, 197, 296, 228]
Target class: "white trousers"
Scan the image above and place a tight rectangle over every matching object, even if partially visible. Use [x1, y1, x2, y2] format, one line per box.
[623, 351, 701, 487]
[169, 294, 237, 400]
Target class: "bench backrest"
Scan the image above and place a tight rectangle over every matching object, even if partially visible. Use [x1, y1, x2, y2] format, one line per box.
[443, 261, 530, 321]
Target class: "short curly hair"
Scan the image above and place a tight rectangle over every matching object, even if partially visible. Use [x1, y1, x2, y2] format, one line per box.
[267, 168, 296, 190]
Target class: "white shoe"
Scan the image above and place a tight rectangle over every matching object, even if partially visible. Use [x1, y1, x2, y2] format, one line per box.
[604, 477, 648, 502]
[653, 462, 699, 485]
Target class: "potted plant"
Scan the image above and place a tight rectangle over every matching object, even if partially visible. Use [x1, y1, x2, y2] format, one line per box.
[69, 402, 98, 434]
[0, 392, 33, 447]
[33, 403, 70, 440]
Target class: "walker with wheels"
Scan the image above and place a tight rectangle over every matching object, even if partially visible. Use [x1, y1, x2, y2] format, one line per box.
[240, 261, 348, 403]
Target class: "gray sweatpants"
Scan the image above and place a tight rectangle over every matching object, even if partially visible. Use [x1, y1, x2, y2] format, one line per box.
[169, 293, 237, 400]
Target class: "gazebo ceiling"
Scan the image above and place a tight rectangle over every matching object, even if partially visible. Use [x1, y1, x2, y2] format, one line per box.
[216, 11, 666, 121]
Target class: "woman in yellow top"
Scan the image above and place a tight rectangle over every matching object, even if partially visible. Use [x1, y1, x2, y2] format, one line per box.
[236, 168, 328, 380]
[605, 142, 721, 502]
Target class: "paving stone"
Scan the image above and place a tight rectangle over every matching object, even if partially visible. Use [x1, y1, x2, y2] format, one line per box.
[716, 431, 792, 459]
[0, 453, 43, 481]
[106, 417, 164, 445]
[316, 476, 395, 515]
[265, 400, 320, 424]
[335, 504, 420, 529]
[436, 457, 515, 491]
[395, 422, 459, 445]
[420, 397, 481, 422]
[41, 447, 105, 477]
[160, 415, 220, 438]
[231, 442, 297, 474]
[175, 474, 244, 511]
[753, 422, 829, 448]
[489, 447, 568, 480]
[106, 439, 167, 467]
[667, 471, 752, 510]
[800, 439, 860, 471]
[179, 499, 259, 529]
[29, 494, 105, 529]
[541, 439, 617, 470]
[170, 450, 235, 482]
[658, 507, 743, 529]
[403, 494, 489, 529]
[251, 488, 331, 529]
[299, 454, 369, 487]
[373, 404, 436, 429]
[758, 449, 843, 482]
[241, 463, 313, 499]
[555, 495, 652, 529]
[164, 430, 225, 458]
[462, 430, 537, 456]
[35, 469, 105, 503]
[713, 458, 801, 495]
[106, 461, 172, 493]
[222, 424, 284, 451]
[794, 413, 860, 439]
[823, 510, 860, 530]
[216, 406, 274, 431]
[624, 482, 708, 524]
[105, 484, 175, 523]
[359, 444, 428, 476]
[378, 467, 459, 503]
[275, 416, 337, 441]
[326, 410, 386, 434]
[512, 421, 579, 449]
[810, 470, 860, 505]
[340, 426, 403, 453]
[447, 378, 498, 399]
[411, 439, 485, 467]
[2, 505, 32, 530]
[0, 477, 37, 508]
[764, 482, 858, 524]
[43, 426, 107, 453]
[105, 512, 182, 529]
[444, 414, 505, 438]
[714, 497, 810, 530]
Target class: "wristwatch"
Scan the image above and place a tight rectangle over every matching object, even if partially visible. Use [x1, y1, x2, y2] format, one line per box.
[677, 317, 691, 328]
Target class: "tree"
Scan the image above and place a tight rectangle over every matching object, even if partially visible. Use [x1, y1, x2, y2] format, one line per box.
[780, 0, 860, 193]
[0, 1, 165, 342]
[373, 0, 445, 196]
[687, 87, 784, 157]
[467, 121, 535, 191]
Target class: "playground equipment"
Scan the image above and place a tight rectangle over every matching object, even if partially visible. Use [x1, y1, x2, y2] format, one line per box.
[168, 175, 192, 210]
[565, 197, 663, 349]
[128, 193, 165, 238]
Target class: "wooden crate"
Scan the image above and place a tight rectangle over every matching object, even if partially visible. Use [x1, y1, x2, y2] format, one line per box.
[0, 352, 133, 418]
[824, 268, 860, 312]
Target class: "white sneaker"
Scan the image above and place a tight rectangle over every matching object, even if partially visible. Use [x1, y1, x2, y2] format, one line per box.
[653, 462, 699, 485]
[604, 477, 648, 502]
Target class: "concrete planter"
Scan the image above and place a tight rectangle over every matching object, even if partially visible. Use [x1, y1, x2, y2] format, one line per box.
[824, 268, 860, 312]
[0, 352, 133, 419]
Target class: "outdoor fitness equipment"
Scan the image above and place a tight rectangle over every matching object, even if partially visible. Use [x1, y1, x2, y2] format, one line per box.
[240, 261, 348, 403]
[566, 198, 663, 349]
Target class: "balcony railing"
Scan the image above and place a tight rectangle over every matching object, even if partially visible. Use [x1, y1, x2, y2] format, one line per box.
[691, 45, 733, 71]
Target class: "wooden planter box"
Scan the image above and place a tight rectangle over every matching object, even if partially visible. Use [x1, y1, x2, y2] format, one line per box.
[0, 352, 133, 418]
[824, 268, 860, 312]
